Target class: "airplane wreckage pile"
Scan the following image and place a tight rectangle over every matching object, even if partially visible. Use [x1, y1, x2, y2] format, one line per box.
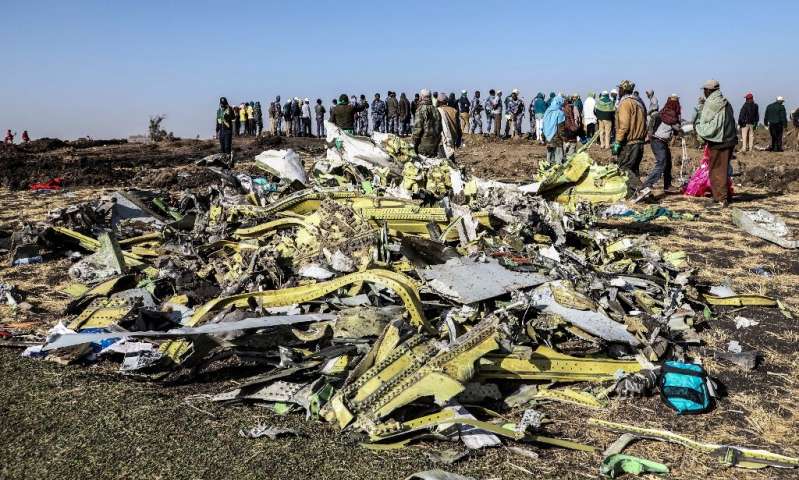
[14, 122, 799, 476]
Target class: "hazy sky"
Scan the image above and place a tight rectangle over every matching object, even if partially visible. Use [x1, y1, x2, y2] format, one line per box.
[2, 0, 797, 139]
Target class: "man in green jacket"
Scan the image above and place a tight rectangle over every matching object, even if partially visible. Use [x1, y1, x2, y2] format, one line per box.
[412, 89, 442, 157]
[331, 94, 366, 134]
[764, 96, 788, 152]
[696, 80, 737, 208]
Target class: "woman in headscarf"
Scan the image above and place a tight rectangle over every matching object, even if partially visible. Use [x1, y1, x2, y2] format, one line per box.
[642, 94, 682, 192]
[542, 95, 566, 165]
[594, 91, 615, 149]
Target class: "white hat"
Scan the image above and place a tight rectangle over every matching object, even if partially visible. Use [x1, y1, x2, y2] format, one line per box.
[670, 93, 679, 98]
[304, 98, 309, 102]
[461, 89, 466, 94]
[611, 89, 618, 95]
[420, 88, 430, 97]
[601, 90, 609, 95]
[777, 96, 785, 101]
[512, 88, 519, 94]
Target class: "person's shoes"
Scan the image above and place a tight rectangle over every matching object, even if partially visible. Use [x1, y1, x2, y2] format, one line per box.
[663, 187, 680, 195]
[632, 187, 653, 203]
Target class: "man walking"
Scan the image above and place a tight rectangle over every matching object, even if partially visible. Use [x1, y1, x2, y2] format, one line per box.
[696, 79, 737, 208]
[612, 80, 647, 185]
[642, 95, 682, 192]
[458, 91, 471, 134]
[764, 96, 788, 152]
[738, 93, 759, 153]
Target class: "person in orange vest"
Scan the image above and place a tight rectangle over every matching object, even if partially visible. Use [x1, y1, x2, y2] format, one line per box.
[4, 130, 14, 144]
[21, 131, 30, 143]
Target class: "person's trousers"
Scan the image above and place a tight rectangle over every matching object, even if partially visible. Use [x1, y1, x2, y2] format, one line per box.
[586, 122, 596, 139]
[303, 118, 312, 136]
[286, 118, 294, 136]
[535, 115, 544, 142]
[485, 114, 493, 134]
[373, 117, 385, 133]
[643, 138, 673, 189]
[617, 142, 644, 182]
[471, 115, 482, 134]
[709, 146, 732, 203]
[564, 141, 577, 157]
[598, 120, 612, 149]
[769, 123, 784, 151]
[546, 145, 564, 165]
[740, 125, 754, 152]
[218, 129, 232, 154]
[387, 115, 399, 134]
[459, 112, 468, 133]
[493, 113, 502, 136]
[400, 119, 410, 135]
[515, 115, 523, 136]
[508, 118, 516, 138]
[316, 118, 325, 138]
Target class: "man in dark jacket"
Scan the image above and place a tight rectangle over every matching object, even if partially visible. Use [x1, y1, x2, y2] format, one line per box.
[764, 96, 788, 152]
[331, 94, 366, 133]
[216, 97, 235, 157]
[457, 91, 471, 134]
[738, 93, 759, 153]
[386, 91, 399, 134]
[398, 93, 411, 136]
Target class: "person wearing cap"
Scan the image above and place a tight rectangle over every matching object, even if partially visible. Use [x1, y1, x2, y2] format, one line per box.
[738, 93, 759, 153]
[399, 93, 411, 136]
[470, 90, 483, 134]
[215, 97, 235, 158]
[595, 91, 615, 149]
[371, 93, 387, 133]
[612, 80, 647, 184]
[583, 92, 597, 140]
[764, 96, 788, 152]
[457, 91, 471, 134]
[696, 79, 737, 207]
[412, 89, 443, 157]
[331, 94, 367, 134]
[437, 92, 462, 159]
[386, 91, 399, 135]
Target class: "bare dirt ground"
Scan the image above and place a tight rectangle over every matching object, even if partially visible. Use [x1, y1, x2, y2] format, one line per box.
[1, 134, 798, 479]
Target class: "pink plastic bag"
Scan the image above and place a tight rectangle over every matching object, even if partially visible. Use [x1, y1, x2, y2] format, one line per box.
[683, 146, 733, 197]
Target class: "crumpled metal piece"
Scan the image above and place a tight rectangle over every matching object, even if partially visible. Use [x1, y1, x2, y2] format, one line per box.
[238, 424, 299, 440]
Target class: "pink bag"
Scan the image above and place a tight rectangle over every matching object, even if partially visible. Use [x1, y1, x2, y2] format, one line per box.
[683, 146, 733, 197]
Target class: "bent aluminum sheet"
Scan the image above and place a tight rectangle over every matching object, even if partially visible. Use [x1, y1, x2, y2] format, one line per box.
[530, 283, 640, 346]
[42, 313, 336, 351]
[732, 208, 798, 249]
[419, 257, 549, 304]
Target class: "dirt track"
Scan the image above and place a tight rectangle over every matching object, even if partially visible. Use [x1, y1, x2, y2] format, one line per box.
[1, 134, 798, 479]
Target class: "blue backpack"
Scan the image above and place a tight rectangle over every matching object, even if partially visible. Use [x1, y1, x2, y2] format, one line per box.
[658, 361, 713, 414]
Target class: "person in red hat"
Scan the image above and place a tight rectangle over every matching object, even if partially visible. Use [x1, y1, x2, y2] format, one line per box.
[738, 93, 759, 153]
